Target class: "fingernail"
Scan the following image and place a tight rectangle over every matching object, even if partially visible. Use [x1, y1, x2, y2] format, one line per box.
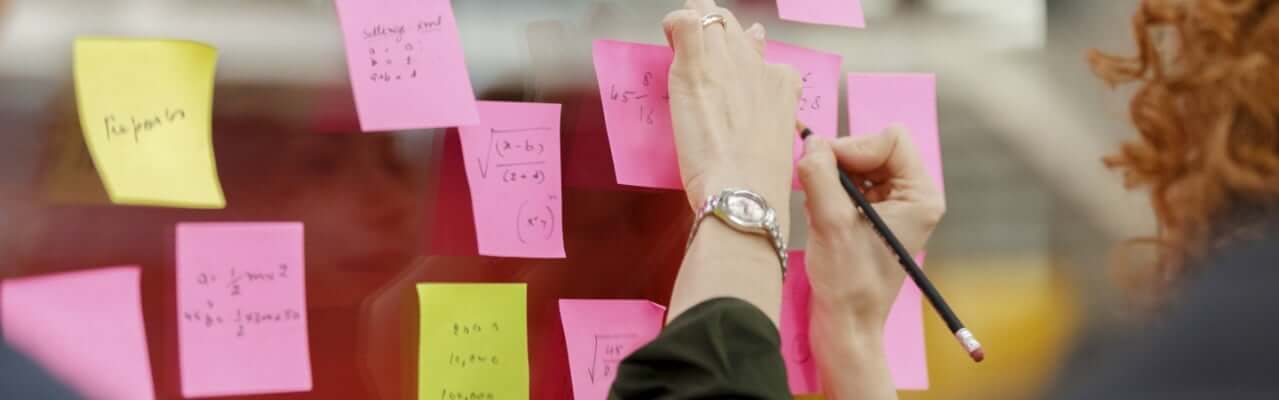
[751, 23, 766, 40]
[803, 135, 821, 154]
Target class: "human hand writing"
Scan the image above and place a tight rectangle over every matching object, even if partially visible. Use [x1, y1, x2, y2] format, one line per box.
[796, 126, 945, 400]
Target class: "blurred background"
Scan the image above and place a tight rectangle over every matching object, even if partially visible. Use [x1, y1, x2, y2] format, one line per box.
[0, 0, 1157, 399]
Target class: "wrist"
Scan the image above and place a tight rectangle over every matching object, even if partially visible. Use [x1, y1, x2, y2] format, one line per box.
[687, 171, 791, 227]
[811, 294, 885, 354]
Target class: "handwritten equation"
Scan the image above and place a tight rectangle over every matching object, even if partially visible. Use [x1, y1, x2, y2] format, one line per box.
[798, 72, 824, 112]
[586, 334, 639, 384]
[361, 16, 444, 83]
[180, 264, 303, 338]
[606, 72, 669, 126]
[475, 126, 558, 245]
[418, 283, 528, 400]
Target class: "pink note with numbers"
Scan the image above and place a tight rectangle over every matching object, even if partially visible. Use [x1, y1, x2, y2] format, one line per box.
[1, 266, 155, 400]
[778, 0, 866, 28]
[764, 40, 841, 189]
[334, 0, 479, 131]
[176, 222, 312, 397]
[591, 40, 678, 190]
[559, 299, 665, 400]
[458, 101, 565, 258]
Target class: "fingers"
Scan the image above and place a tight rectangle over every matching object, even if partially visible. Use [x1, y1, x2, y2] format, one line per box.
[684, 0, 744, 61]
[832, 125, 931, 185]
[663, 9, 705, 64]
[797, 136, 858, 235]
[744, 23, 766, 57]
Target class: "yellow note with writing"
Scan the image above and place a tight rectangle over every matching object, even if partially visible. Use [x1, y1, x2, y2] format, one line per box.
[73, 37, 224, 208]
[417, 283, 528, 400]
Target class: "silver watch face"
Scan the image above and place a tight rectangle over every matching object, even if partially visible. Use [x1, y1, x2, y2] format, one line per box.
[716, 190, 773, 229]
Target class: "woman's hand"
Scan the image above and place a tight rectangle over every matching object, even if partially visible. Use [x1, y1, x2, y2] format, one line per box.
[796, 127, 945, 400]
[663, 0, 802, 211]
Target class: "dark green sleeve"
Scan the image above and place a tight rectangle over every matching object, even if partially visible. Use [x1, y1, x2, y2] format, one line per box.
[608, 297, 791, 399]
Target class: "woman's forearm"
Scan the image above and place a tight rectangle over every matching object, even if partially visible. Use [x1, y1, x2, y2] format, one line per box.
[666, 213, 784, 326]
[811, 299, 898, 400]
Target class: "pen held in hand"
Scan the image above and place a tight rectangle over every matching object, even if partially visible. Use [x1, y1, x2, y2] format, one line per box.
[797, 122, 985, 363]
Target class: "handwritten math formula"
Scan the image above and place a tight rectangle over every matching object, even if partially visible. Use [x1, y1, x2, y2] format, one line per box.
[180, 264, 303, 338]
[798, 72, 824, 112]
[361, 16, 443, 83]
[586, 334, 639, 384]
[475, 126, 558, 246]
[606, 72, 669, 127]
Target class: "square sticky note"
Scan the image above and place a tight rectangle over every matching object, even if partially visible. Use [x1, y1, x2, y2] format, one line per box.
[0, 266, 156, 400]
[73, 37, 224, 208]
[559, 299, 665, 400]
[334, 0, 480, 131]
[417, 283, 529, 400]
[847, 73, 943, 192]
[457, 101, 565, 258]
[176, 222, 312, 397]
[764, 41, 842, 189]
[591, 40, 679, 190]
[777, 0, 866, 28]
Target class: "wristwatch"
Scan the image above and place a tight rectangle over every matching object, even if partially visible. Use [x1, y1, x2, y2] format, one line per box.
[686, 188, 788, 279]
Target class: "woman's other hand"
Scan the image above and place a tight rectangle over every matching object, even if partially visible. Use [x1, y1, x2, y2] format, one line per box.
[663, 0, 802, 211]
[796, 127, 945, 400]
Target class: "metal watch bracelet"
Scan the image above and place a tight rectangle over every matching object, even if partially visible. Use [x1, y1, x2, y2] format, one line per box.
[685, 190, 788, 280]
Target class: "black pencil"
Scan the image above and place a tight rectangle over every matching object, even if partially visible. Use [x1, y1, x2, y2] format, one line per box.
[799, 125, 984, 363]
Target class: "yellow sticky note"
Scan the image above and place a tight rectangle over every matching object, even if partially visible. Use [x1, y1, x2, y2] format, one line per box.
[417, 283, 528, 400]
[73, 37, 224, 208]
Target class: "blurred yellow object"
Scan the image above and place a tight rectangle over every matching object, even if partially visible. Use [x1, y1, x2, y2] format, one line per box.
[74, 37, 225, 208]
[801, 258, 1081, 400]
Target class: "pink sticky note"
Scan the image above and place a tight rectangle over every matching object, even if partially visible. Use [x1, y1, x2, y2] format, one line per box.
[782, 251, 932, 393]
[558, 299, 665, 400]
[778, 0, 866, 28]
[176, 222, 312, 397]
[764, 41, 842, 189]
[591, 40, 679, 190]
[846, 72, 940, 389]
[847, 73, 943, 192]
[458, 101, 565, 258]
[334, 0, 479, 131]
[1, 266, 156, 400]
[780, 251, 819, 393]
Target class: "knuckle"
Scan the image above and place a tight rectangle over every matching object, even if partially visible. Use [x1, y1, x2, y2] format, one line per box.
[796, 152, 831, 179]
[918, 199, 947, 227]
[812, 206, 857, 237]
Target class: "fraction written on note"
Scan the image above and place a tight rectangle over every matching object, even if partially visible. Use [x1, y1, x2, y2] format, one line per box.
[418, 284, 529, 400]
[334, 0, 479, 131]
[559, 299, 665, 400]
[176, 222, 312, 398]
[763, 41, 842, 189]
[458, 101, 564, 259]
[73, 37, 224, 208]
[592, 40, 680, 189]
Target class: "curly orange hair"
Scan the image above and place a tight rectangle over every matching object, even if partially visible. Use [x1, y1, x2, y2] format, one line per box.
[1090, 0, 1279, 301]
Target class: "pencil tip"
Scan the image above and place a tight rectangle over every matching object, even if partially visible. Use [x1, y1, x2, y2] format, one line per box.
[970, 347, 985, 363]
